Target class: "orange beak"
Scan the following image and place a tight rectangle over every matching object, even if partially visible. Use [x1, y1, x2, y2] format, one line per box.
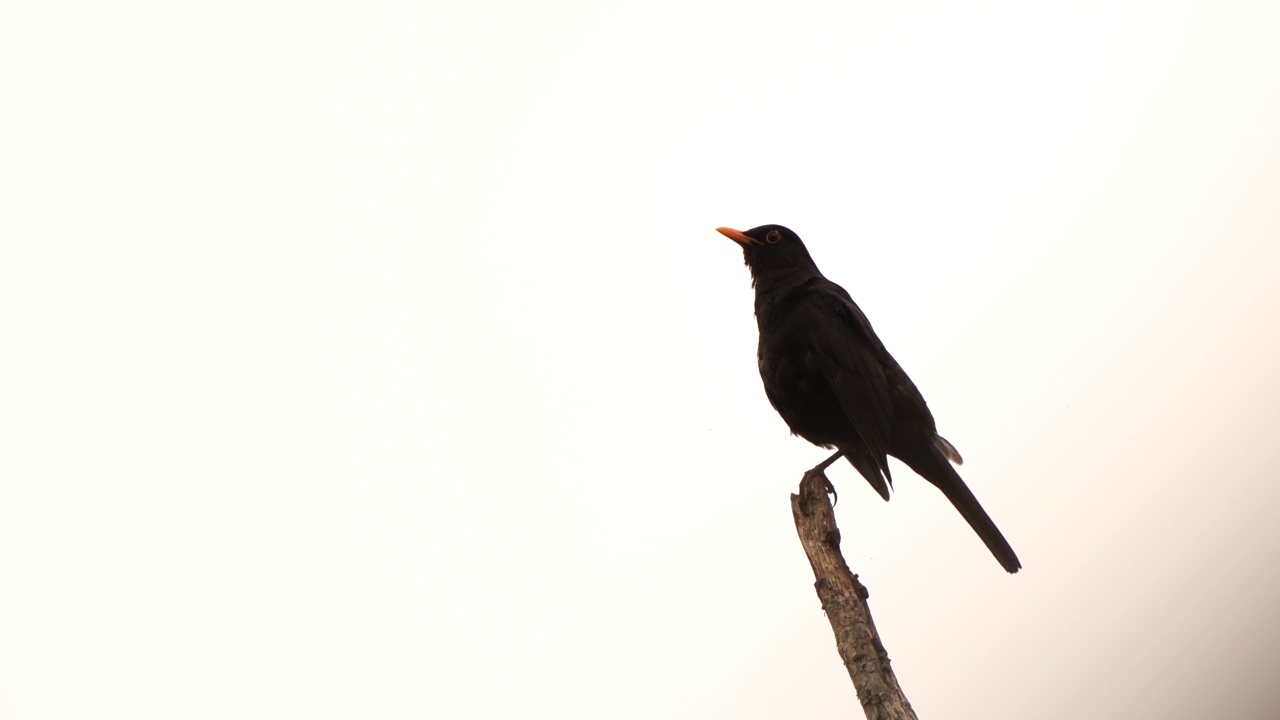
[716, 227, 757, 246]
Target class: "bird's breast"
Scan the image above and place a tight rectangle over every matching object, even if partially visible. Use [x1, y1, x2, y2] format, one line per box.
[756, 331, 852, 447]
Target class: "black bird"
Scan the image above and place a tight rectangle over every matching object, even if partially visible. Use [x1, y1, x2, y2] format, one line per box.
[717, 224, 1021, 573]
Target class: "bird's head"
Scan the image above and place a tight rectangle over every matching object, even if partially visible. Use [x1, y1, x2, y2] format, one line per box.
[716, 224, 820, 280]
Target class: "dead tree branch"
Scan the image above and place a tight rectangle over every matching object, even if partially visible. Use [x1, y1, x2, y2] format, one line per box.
[791, 463, 918, 720]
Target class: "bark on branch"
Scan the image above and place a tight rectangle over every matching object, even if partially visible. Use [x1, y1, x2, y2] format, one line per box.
[791, 464, 918, 720]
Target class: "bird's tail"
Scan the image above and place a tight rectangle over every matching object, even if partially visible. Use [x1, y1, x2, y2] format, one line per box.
[902, 447, 1021, 573]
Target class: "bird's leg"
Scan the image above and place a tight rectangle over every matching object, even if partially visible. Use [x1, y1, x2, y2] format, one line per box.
[803, 449, 844, 504]
[812, 449, 845, 474]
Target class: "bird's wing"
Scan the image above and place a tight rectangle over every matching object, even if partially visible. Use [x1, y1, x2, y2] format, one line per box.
[844, 444, 892, 500]
[816, 281, 964, 468]
[809, 284, 896, 478]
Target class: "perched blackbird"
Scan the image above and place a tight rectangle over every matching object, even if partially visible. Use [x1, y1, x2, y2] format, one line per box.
[718, 224, 1021, 573]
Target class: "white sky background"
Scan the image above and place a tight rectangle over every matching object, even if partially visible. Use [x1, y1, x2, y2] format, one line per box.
[4, 1, 1280, 718]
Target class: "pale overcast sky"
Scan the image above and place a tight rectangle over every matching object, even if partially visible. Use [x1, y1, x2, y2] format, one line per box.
[4, 2, 1280, 718]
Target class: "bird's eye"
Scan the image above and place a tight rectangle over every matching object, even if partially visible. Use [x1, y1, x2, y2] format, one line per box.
[765, 230, 781, 244]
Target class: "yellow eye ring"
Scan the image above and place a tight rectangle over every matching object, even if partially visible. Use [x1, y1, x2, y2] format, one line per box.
[766, 230, 781, 244]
